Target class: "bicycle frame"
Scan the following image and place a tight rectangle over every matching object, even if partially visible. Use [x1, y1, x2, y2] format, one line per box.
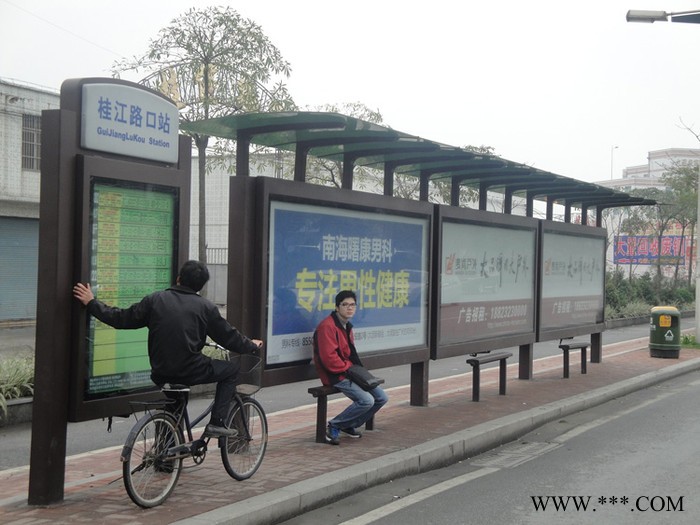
[121, 355, 267, 507]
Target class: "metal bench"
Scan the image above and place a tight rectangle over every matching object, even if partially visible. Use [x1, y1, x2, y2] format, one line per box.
[558, 338, 589, 378]
[308, 379, 385, 443]
[466, 351, 512, 402]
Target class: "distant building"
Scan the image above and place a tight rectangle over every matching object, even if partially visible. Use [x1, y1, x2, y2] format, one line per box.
[600, 148, 700, 192]
[0, 78, 59, 322]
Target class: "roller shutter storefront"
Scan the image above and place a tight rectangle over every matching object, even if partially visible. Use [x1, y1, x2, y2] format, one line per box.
[0, 217, 39, 321]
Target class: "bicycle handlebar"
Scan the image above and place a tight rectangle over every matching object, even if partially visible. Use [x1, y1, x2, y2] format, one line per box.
[204, 340, 264, 357]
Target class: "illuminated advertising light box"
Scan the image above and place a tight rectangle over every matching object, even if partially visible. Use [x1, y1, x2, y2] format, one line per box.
[435, 206, 538, 358]
[85, 181, 176, 397]
[538, 221, 606, 340]
[265, 201, 430, 366]
[71, 154, 189, 421]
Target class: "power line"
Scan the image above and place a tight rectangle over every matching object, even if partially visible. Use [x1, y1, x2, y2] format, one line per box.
[1, 0, 125, 59]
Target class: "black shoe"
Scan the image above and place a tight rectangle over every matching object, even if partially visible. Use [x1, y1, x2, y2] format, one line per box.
[326, 424, 340, 445]
[340, 427, 362, 438]
[203, 424, 238, 438]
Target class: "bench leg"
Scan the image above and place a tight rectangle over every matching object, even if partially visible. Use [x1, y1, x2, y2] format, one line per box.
[366, 415, 374, 431]
[499, 359, 507, 395]
[581, 347, 587, 375]
[315, 396, 328, 443]
[471, 365, 481, 402]
[563, 348, 570, 379]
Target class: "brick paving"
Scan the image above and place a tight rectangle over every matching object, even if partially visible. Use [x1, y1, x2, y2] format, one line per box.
[2, 337, 700, 524]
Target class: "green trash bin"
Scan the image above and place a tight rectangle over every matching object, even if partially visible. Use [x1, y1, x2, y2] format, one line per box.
[649, 306, 681, 358]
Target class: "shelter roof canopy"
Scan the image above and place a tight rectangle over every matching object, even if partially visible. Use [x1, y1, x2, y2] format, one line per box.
[180, 111, 655, 210]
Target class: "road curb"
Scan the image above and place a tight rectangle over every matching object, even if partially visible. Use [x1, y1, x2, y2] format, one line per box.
[173, 355, 700, 525]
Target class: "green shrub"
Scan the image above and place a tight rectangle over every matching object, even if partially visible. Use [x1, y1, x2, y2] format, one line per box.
[0, 356, 35, 419]
[681, 333, 696, 345]
[669, 286, 694, 306]
[604, 305, 619, 321]
[633, 273, 656, 304]
[616, 301, 653, 319]
[605, 270, 695, 320]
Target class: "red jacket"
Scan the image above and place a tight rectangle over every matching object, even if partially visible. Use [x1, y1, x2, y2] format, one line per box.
[313, 312, 361, 386]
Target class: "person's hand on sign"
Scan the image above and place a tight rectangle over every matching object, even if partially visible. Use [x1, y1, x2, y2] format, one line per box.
[73, 282, 95, 305]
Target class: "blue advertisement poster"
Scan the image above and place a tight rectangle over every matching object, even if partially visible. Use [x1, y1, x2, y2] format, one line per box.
[267, 201, 429, 365]
[614, 235, 686, 265]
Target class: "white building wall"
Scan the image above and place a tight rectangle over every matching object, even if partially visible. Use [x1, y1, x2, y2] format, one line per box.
[599, 148, 700, 193]
[0, 79, 59, 218]
[189, 154, 281, 260]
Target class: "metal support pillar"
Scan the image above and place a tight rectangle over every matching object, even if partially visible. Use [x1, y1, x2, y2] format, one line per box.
[235, 134, 250, 177]
[294, 144, 308, 182]
[518, 343, 533, 379]
[410, 361, 429, 406]
[591, 332, 602, 363]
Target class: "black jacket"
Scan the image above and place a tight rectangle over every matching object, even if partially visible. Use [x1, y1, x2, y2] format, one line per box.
[86, 284, 258, 380]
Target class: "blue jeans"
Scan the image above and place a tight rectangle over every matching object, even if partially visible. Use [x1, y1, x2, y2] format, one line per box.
[329, 379, 389, 430]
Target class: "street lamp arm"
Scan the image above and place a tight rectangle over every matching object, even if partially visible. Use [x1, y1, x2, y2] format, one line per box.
[626, 10, 668, 22]
[626, 9, 700, 23]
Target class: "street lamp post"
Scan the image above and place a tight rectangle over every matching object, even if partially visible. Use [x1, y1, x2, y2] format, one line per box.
[627, 7, 700, 341]
[610, 145, 618, 180]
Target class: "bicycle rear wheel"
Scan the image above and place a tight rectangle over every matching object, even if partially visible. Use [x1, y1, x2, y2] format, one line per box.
[122, 412, 183, 508]
[221, 397, 268, 480]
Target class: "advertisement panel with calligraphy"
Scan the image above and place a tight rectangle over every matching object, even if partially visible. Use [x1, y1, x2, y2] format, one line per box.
[439, 220, 537, 344]
[540, 229, 605, 332]
[266, 201, 429, 365]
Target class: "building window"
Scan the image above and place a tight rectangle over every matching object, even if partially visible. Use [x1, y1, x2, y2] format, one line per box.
[22, 114, 41, 171]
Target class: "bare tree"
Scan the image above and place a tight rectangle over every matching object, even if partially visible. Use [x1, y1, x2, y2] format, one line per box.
[662, 162, 699, 285]
[300, 102, 385, 191]
[112, 6, 295, 265]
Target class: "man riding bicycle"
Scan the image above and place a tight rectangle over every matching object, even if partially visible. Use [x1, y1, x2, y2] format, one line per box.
[73, 260, 263, 438]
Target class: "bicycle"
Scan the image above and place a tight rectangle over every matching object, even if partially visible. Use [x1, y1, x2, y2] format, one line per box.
[120, 342, 268, 508]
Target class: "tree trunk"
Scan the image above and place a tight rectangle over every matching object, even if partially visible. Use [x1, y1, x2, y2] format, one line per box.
[196, 137, 209, 298]
[656, 232, 663, 280]
[196, 136, 209, 265]
[673, 224, 687, 287]
[689, 223, 695, 287]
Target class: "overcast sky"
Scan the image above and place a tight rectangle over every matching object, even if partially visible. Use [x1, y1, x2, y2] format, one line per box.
[3, 0, 700, 183]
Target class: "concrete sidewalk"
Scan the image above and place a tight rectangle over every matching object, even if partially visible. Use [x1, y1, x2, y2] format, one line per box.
[2, 337, 700, 525]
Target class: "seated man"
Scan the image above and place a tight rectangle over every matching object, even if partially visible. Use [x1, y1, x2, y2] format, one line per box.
[73, 260, 262, 437]
[313, 290, 388, 445]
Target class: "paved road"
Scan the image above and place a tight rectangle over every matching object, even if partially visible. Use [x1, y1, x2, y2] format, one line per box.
[280, 367, 700, 524]
[0, 319, 692, 470]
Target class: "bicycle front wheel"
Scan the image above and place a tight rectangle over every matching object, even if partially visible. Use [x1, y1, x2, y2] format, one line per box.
[122, 412, 183, 508]
[221, 397, 268, 480]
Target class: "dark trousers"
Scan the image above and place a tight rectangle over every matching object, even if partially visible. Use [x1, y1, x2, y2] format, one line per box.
[153, 357, 239, 425]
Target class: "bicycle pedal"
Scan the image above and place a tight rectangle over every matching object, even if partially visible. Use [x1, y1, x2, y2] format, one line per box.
[192, 439, 208, 455]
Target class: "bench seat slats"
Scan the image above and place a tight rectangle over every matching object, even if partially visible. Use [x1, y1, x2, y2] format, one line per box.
[466, 351, 512, 402]
[558, 339, 589, 378]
